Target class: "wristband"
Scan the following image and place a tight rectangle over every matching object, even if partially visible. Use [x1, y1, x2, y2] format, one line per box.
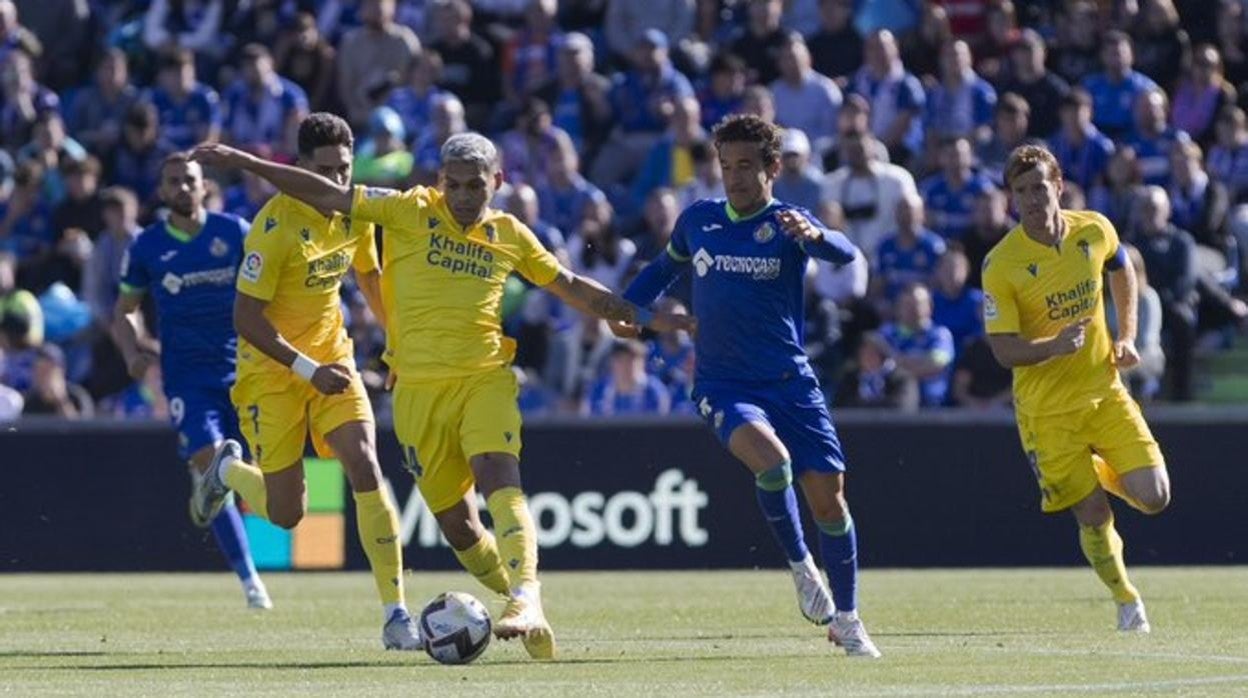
[290, 352, 320, 381]
[632, 305, 654, 328]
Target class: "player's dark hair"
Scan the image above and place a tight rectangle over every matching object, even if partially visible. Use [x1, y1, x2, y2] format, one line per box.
[713, 114, 783, 166]
[160, 151, 196, 177]
[297, 112, 355, 158]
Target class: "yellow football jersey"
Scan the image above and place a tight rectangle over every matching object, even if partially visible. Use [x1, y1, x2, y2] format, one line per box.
[236, 193, 379, 376]
[982, 209, 1125, 416]
[351, 184, 562, 382]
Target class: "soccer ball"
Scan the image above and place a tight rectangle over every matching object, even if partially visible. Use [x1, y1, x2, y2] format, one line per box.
[419, 591, 493, 665]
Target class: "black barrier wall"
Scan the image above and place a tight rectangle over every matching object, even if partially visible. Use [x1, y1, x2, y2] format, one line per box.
[2, 412, 1245, 572]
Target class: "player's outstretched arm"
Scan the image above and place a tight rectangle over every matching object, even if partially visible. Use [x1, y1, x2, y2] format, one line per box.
[234, 291, 352, 395]
[191, 143, 354, 215]
[545, 267, 696, 334]
[622, 249, 687, 308]
[776, 209, 857, 264]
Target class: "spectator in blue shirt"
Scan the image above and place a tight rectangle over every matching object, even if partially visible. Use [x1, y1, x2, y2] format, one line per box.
[1207, 106, 1248, 205]
[145, 48, 221, 151]
[222, 44, 309, 158]
[925, 39, 996, 144]
[977, 92, 1030, 186]
[1081, 30, 1161, 140]
[0, 50, 57, 150]
[880, 282, 955, 407]
[539, 136, 607, 239]
[850, 29, 925, 165]
[108, 102, 173, 214]
[1049, 88, 1115, 192]
[774, 129, 826, 214]
[872, 193, 946, 305]
[535, 32, 612, 158]
[770, 31, 842, 150]
[930, 246, 984, 357]
[919, 136, 993, 241]
[698, 52, 747, 132]
[585, 339, 671, 417]
[386, 50, 447, 145]
[632, 96, 706, 213]
[64, 48, 139, 161]
[592, 29, 695, 186]
[1126, 88, 1189, 186]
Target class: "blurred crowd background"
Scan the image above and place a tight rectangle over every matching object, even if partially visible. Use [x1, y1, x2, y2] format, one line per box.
[2, 0, 1247, 423]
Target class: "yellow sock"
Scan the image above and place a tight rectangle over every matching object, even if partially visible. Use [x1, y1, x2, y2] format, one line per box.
[354, 488, 404, 606]
[1079, 517, 1140, 604]
[453, 532, 511, 597]
[223, 458, 268, 519]
[486, 487, 538, 589]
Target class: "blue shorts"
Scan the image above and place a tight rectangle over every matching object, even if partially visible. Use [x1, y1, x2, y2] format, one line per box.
[691, 374, 846, 475]
[166, 385, 248, 462]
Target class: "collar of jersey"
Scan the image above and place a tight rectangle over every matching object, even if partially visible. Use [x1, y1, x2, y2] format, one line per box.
[163, 212, 208, 243]
[724, 198, 778, 223]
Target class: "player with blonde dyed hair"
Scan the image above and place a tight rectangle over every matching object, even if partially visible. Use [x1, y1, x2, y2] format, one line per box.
[983, 143, 1172, 632]
[192, 131, 693, 661]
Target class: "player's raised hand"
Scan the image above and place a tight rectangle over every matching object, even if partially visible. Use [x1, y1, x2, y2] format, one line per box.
[311, 363, 353, 395]
[776, 209, 823, 243]
[190, 142, 253, 171]
[1050, 317, 1093, 356]
[1113, 340, 1141, 368]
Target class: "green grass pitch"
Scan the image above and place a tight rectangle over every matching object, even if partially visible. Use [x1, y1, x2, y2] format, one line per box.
[3, 568, 1247, 696]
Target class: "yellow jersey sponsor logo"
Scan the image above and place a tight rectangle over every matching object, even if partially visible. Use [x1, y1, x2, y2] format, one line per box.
[426, 232, 495, 278]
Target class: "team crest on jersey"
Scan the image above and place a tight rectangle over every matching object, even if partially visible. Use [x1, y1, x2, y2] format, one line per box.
[753, 221, 776, 243]
[241, 251, 263, 283]
[209, 237, 228, 257]
[264, 217, 277, 233]
[428, 217, 440, 229]
[1077, 240, 1091, 260]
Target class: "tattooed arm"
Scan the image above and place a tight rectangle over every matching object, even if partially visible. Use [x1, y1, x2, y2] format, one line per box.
[544, 267, 695, 333]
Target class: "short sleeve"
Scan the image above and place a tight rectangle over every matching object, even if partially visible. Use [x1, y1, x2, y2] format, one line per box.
[118, 240, 148, 295]
[351, 185, 427, 231]
[982, 257, 1020, 334]
[1093, 212, 1121, 263]
[236, 212, 291, 301]
[351, 222, 380, 273]
[666, 206, 695, 261]
[513, 220, 563, 286]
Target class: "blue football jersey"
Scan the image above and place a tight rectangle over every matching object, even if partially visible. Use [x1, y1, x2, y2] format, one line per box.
[667, 199, 846, 385]
[120, 213, 248, 390]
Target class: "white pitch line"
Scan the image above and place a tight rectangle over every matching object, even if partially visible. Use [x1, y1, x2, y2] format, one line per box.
[981, 646, 1248, 665]
[850, 673, 1248, 696]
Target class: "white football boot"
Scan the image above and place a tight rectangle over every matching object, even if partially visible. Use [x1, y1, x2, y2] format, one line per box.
[828, 611, 883, 658]
[1117, 599, 1151, 633]
[381, 607, 422, 650]
[495, 583, 556, 659]
[244, 579, 273, 610]
[190, 439, 238, 526]
[789, 554, 834, 625]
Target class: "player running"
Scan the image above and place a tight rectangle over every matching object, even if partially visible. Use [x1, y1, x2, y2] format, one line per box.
[983, 144, 1170, 632]
[192, 114, 421, 650]
[191, 131, 693, 661]
[112, 153, 271, 610]
[622, 116, 882, 658]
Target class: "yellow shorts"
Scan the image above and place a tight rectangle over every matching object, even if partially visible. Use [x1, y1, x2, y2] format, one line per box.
[1016, 386, 1165, 513]
[231, 371, 374, 473]
[393, 368, 522, 514]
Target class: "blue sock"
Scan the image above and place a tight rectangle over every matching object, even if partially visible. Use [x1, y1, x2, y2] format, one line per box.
[754, 461, 809, 563]
[817, 515, 858, 613]
[210, 499, 259, 584]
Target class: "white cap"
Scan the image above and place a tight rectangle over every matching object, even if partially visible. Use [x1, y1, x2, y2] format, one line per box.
[781, 129, 811, 156]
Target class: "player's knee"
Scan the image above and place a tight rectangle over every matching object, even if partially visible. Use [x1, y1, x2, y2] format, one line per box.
[808, 497, 848, 524]
[269, 505, 305, 530]
[1136, 485, 1170, 515]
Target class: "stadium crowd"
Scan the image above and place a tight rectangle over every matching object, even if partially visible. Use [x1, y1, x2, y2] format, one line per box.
[0, 0, 1245, 422]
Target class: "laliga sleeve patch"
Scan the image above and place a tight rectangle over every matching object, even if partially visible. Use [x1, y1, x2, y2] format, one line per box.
[984, 292, 998, 321]
[241, 251, 264, 283]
